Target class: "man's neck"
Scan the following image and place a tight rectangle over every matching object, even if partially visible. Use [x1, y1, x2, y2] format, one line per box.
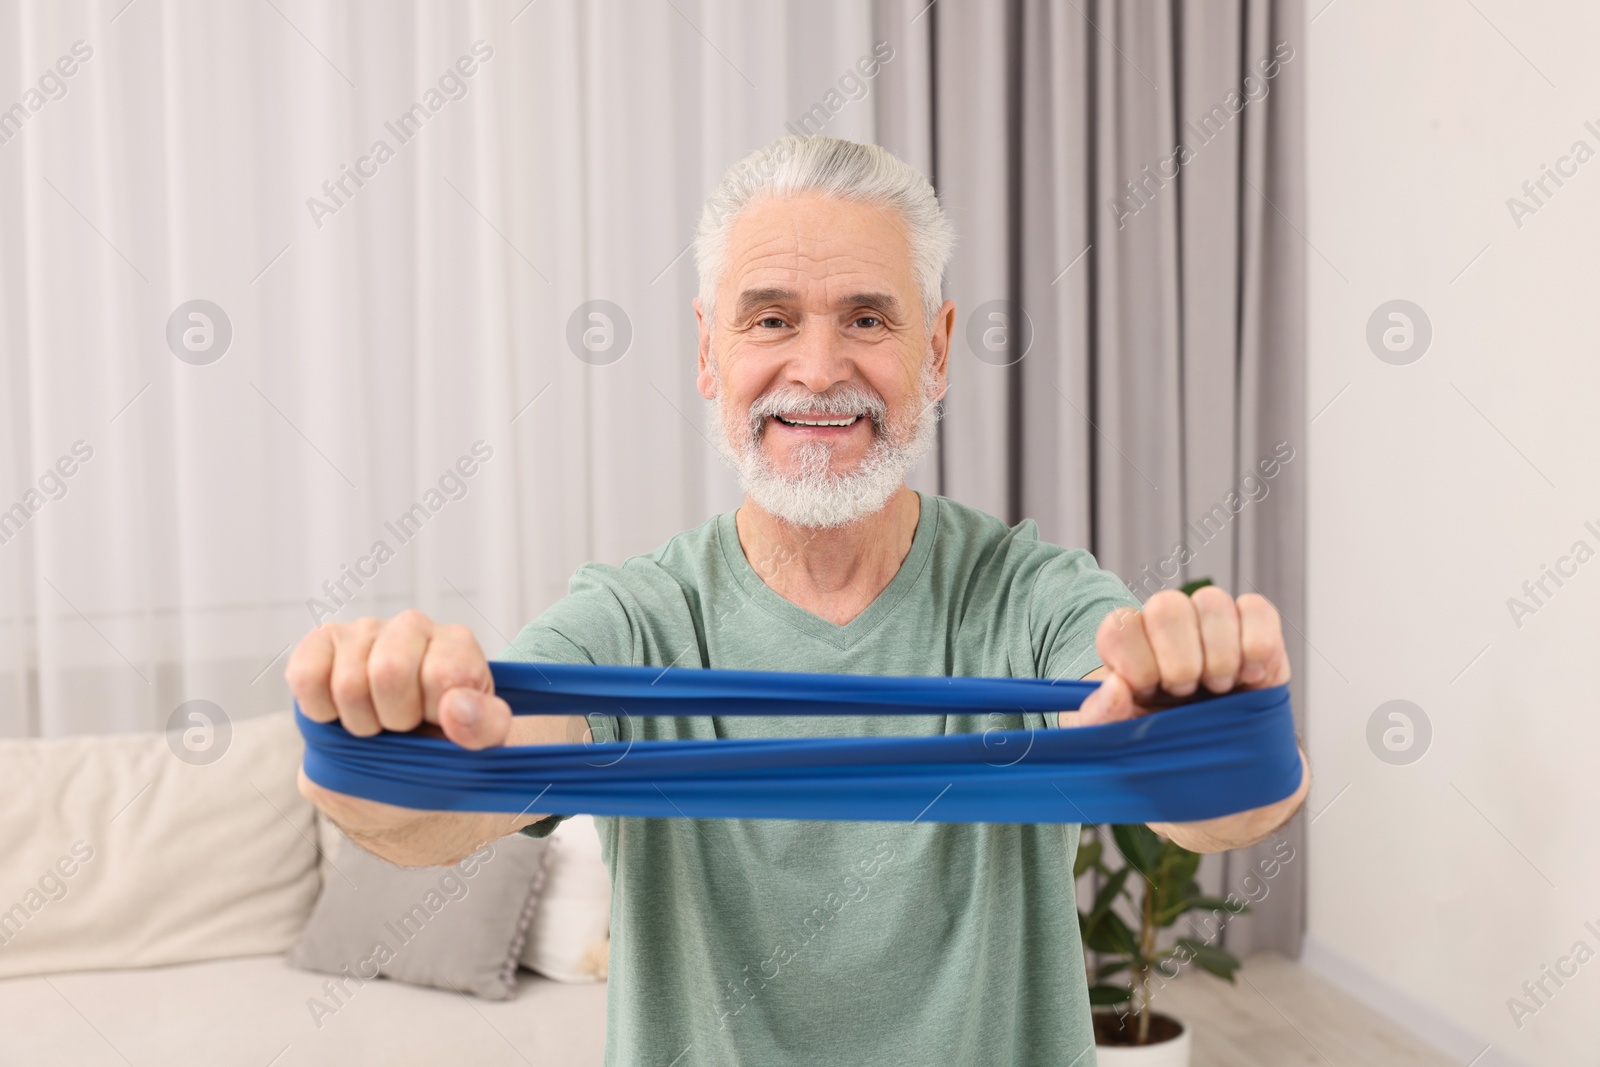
[733, 486, 922, 627]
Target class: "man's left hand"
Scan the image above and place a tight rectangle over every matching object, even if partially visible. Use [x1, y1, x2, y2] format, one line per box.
[1075, 586, 1290, 725]
[1064, 586, 1308, 852]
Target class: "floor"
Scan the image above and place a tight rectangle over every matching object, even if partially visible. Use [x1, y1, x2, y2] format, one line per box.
[1154, 952, 1457, 1067]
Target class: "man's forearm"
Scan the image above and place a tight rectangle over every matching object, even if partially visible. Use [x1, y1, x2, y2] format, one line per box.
[302, 712, 589, 868]
[337, 805, 548, 868]
[1148, 744, 1310, 854]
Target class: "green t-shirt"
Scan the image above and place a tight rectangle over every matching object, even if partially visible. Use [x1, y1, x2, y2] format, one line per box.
[503, 491, 1139, 1066]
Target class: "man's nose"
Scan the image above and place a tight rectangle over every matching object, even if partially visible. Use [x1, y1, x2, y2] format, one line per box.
[784, 318, 853, 395]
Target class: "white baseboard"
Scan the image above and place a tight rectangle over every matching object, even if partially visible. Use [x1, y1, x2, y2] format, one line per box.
[1300, 938, 1531, 1067]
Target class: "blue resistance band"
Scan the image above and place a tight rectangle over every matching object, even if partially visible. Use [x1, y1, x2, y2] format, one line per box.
[296, 661, 1302, 825]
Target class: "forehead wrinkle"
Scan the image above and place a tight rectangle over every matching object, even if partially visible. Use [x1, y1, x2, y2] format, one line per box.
[728, 195, 914, 273]
[726, 235, 915, 324]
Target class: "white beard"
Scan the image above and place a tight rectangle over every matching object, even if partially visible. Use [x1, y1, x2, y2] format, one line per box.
[707, 358, 942, 529]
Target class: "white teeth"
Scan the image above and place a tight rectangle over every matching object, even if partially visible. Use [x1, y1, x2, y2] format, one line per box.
[776, 415, 859, 427]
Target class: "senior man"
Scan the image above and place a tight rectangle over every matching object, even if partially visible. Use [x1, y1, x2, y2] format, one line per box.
[291, 135, 1310, 1066]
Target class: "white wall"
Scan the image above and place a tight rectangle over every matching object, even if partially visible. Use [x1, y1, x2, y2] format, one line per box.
[1305, 2, 1600, 1065]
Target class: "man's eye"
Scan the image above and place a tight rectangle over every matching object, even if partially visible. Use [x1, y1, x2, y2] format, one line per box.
[757, 316, 788, 329]
[854, 316, 882, 329]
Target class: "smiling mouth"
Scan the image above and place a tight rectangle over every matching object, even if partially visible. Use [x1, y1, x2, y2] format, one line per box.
[772, 414, 864, 428]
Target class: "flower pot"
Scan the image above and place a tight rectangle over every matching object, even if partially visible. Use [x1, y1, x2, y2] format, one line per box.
[1090, 1011, 1191, 1066]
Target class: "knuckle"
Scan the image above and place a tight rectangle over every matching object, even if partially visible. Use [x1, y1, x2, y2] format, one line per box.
[367, 651, 414, 695]
[328, 671, 369, 709]
[1169, 649, 1203, 674]
[1241, 634, 1275, 663]
[1165, 662, 1202, 691]
[1100, 606, 1140, 639]
[393, 608, 431, 631]
[434, 622, 476, 647]
[1238, 592, 1278, 622]
[421, 660, 469, 695]
[285, 631, 330, 680]
[1201, 653, 1237, 683]
[1143, 590, 1186, 620]
[1191, 584, 1233, 611]
[423, 646, 487, 692]
[284, 656, 320, 696]
[1125, 663, 1162, 690]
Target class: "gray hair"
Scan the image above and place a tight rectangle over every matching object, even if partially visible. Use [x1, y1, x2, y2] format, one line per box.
[693, 135, 956, 333]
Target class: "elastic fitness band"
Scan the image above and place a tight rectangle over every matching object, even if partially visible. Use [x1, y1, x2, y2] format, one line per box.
[296, 661, 1302, 825]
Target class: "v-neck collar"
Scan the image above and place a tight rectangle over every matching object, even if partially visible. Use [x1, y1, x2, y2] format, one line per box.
[715, 491, 940, 650]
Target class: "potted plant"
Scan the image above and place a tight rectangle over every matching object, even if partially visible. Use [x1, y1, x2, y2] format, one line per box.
[1076, 822, 1249, 1064]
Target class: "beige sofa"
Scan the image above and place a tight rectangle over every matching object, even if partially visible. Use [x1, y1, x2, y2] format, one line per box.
[0, 710, 608, 1067]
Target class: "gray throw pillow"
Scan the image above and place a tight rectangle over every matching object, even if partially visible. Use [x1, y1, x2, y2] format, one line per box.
[287, 826, 550, 1002]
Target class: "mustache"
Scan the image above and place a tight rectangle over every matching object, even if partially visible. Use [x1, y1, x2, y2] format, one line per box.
[743, 384, 889, 434]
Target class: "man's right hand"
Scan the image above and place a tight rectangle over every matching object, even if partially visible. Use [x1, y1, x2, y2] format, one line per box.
[288, 610, 519, 749]
[286, 611, 582, 866]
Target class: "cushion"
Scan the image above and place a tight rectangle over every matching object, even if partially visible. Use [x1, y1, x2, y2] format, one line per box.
[288, 825, 550, 1000]
[0, 709, 320, 978]
[520, 814, 611, 982]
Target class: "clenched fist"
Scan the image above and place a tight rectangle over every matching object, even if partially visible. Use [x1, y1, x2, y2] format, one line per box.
[286, 611, 582, 866]
[1067, 586, 1308, 852]
[1076, 587, 1290, 725]
[287, 610, 516, 749]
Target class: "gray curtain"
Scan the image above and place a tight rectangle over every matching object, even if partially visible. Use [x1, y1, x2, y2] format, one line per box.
[873, 0, 1308, 958]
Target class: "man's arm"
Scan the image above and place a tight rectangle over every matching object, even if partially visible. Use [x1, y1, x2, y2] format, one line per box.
[1148, 743, 1309, 853]
[290, 611, 589, 868]
[1058, 589, 1310, 855]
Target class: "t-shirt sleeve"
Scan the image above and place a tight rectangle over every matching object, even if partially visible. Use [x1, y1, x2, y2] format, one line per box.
[498, 563, 638, 838]
[1026, 548, 1142, 684]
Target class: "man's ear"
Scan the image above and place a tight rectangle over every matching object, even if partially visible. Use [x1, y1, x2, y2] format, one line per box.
[927, 299, 956, 402]
[694, 298, 717, 400]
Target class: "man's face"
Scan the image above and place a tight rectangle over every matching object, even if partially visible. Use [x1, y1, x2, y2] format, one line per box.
[695, 193, 954, 528]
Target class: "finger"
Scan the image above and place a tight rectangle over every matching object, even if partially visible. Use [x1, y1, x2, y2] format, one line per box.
[438, 688, 515, 750]
[286, 627, 337, 722]
[368, 610, 432, 732]
[419, 624, 492, 721]
[419, 624, 504, 748]
[1139, 589, 1204, 698]
[1191, 585, 1242, 693]
[1094, 607, 1160, 701]
[329, 618, 383, 737]
[1237, 593, 1290, 687]
[1078, 672, 1139, 725]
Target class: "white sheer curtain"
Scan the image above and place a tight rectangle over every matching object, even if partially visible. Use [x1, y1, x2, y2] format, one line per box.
[0, 0, 910, 737]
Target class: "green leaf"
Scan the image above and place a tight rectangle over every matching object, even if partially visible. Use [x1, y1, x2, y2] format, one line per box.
[1153, 896, 1197, 927]
[1179, 577, 1214, 596]
[1074, 838, 1103, 880]
[1155, 894, 1250, 926]
[1094, 960, 1129, 980]
[1111, 824, 1162, 876]
[1173, 938, 1243, 981]
[1080, 868, 1136, 954]
[1081, 906, 1138, 956]
[1151, 846, 1201, 919]
[1087, 984, 1133, 1007]
[1087, 866, 1133, 929]
[1161, 846, 1201, 888]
